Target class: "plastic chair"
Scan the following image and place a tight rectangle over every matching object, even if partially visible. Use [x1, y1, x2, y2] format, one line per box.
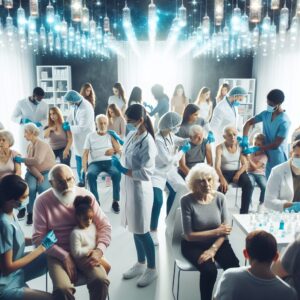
[171, 208, 220, 300]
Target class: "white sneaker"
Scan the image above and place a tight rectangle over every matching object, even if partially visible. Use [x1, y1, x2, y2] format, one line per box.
[123, 263, 145, 279]
[150, 231, 159, 246]
[257, 203, 264, 213]
[137, 268, 158, 287]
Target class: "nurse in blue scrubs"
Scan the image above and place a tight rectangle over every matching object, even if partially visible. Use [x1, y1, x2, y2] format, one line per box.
[242, 89, 291, 178]
[0, 175, 56, 300]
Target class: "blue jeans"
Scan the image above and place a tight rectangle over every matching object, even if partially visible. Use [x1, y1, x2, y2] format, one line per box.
[53, 148, 71, 166]
[150, 183, 176, 231]
[248, 173, 267, 204]
[25, 170, 50, 214]
[75, 155, 85, 184]
[133, 233, 156, 269]
[87, 160, 121, 203]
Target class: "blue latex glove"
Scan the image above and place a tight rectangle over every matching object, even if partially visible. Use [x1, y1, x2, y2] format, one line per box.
[14, 156, 25, 163]
[180, 142, 191, 154]
[20, 118, 32, 124]
[41, 230, 58, 250]
[237, 136, 242, 143]
[285, 202, 300, 213]
[207, 131, 215, 144]
[239, 136, 249, 148]
[35, 121, 42, 127]
[143, 102, 153, 112]
[108, 130, 124, 145]
[242, 146, 260, 155]
[62, 121, 71, 131]
[111, 155, 128, 175]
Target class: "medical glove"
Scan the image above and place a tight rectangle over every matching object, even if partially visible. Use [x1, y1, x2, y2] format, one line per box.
[62, 122, 71, 131]
[239, 136, 249, 148]
[108, 130, 124, 145]
[20, 118, 32, 124]
[180, 142, 191, 154]
[242, 146, 260, 155]
[35, 122, 42, 127]
[41, 230, 58, 250]
[143, 102, 153, 112]
[285, 202, 300, 213]
[111, 156, 128, 175]
[14, 156, 25, 163]
[207, 131, 215, 144]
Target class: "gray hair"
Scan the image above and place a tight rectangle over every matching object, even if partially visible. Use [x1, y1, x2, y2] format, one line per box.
[95, 114, 108, 124]
[0, 130, 14, 147]
[189, 125, 204, 137]
[24, 123, 40, 136]
[186, 163, 219, 192]
[48, 164, 73, 181]
[223, 125, 237, 135]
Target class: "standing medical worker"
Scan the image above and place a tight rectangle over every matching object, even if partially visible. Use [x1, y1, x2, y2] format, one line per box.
[210, 86, 247, 145]
[11, 87, 48, 155]
[242, 89, 291, 178]
[64, 90, 95, 186]
[111, 104, 158, 287]
[150, 112, 189, 245]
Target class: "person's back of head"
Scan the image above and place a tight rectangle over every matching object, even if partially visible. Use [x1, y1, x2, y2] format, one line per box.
[151, 84, 164, 100]
[245, 230, 278, 265]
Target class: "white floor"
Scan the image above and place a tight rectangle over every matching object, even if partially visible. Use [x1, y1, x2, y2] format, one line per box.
[21, 180, 260, 300]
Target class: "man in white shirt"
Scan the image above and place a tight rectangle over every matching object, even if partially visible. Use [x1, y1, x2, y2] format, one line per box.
[82, 114, 121, 214]
[214, 230, 297, 300]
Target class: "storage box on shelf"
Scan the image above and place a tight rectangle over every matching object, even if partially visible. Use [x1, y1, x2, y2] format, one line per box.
[36, 65, 72, 118]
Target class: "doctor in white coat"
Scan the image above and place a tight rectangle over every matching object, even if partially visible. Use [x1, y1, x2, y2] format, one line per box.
[210, 86, 247, 145]
[150, 112, 189, 245]
[11, 87, 48, 155]
[111, 104, 158, 288]
[64, 90, 95, 186]
[265, 139, 300, 212]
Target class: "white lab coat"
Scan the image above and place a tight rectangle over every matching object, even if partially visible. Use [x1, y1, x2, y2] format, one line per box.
[67, 99, 95, 157]
[210, 98, 242, 145]
[11, 98, 48, 155]
[265, 161, 294, 212]
[120, 130, 157, 234]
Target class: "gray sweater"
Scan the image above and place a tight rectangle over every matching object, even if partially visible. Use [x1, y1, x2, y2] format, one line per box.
[181, 192, 228, 243]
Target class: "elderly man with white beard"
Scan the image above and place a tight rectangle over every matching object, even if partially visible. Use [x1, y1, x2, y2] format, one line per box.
[32, 164, 111, 300]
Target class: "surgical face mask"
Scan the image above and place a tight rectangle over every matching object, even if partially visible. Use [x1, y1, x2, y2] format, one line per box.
[232, 100, 240, 107]
[267, 104, 277, 112]
[292, 157, 300, 169]
[15, 198, 29, 210]
[127, 121, 141, 132]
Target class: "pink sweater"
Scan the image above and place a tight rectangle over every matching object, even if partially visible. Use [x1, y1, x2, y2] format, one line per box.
[32, 187, 111, 262]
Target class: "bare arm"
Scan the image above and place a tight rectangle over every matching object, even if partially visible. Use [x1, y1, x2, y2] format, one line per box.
[64, 130, 73, 153]
[271, 259, 290, 278]
[111, 136, 121, 154]
[179, 155, 190, 176]
[184, 227, 225, 242]
[205, 143, 213, 166]
[27, 166, 43, 180]
[215, 144, 228, 193]
[14, 162, 22, 176]
[242, 117, 256, 136]
[260, 136, 285, 152]
[247, 155, 264, 171]
[44, 127, 54, 139]
[82, 149, 89, 173]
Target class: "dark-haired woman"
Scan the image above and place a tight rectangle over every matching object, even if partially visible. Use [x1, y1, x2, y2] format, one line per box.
[108, 82, 127, 114]
[0, 175, 56, 300]
[128, 86, 142, 107]
[111, 104, 158, 287]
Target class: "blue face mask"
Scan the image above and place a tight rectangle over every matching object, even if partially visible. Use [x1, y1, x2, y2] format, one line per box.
[267, 104, 276, 112]
[232, 101, 240, 107]
[292, 157, 300, 169]
[15, 198, 29, 211]
[127, 123, 137, 132]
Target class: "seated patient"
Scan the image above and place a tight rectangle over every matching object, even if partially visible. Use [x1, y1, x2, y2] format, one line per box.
[70, 195, 111, 274]
[179, 125, 213, 178]
[83, 114, 121, 213]
[215, 126, 253, 214]
[214, 230, 297, 300]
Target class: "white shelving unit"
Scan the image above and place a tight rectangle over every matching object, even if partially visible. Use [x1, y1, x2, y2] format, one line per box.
[219, 78, 256, 125]
[36, 65, 72, 118]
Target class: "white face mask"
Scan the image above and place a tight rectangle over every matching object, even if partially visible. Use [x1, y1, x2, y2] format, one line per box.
[53, 188, 76, 206]
[292, 157, 300, 169]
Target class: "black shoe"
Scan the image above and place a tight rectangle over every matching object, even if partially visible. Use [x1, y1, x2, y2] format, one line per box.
[17, 208, 26, 220]
[112, 201, 120, 214]
[26, 213, 33, 226]
[77, 182, 85, 187]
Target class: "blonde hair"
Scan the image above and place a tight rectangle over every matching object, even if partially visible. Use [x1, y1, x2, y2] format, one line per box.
[186, 163, 219, 192]
[196, 87, 211, 104]
[0, 130, 14, 147]
[216, 83, 230, 102]
[24, 123, 40, 136]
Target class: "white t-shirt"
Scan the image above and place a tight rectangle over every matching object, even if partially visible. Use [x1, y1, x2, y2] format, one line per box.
[70, 223, 97, 258]
[84, 132, 113, 163]
[108, 95, 126, 112]
[198, 101, 212, 122]
[214, 266, 297, 300]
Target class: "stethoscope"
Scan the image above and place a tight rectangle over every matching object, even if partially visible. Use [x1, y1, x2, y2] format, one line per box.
[161, 133, 173, 154]
[124, 131, 149, 153]
[73, 101, 82, 124]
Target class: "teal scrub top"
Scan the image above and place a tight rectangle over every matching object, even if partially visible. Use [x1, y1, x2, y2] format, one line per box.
[0, 213, 25, 295]
[254, 110, 291, 177]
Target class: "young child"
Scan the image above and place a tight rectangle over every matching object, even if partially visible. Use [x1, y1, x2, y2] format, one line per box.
[70, 195, 111, 274]
[247, 133, 268, 212]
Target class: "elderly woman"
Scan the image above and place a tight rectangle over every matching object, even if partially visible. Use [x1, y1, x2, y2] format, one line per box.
[0, 130, 21, 179]
[181, 163, 239, 300]
[14, 123, 56, 225]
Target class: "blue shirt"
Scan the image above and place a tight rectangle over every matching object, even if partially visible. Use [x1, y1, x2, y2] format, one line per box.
[149, 95, 169, 118]
[0, 213, 25, 294]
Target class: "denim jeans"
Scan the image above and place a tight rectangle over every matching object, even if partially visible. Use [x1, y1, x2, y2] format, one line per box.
[248, 173, 267, 204]
[53, 148, 71, 166]
[25, 170, 51, 214]
[133, 232, 156, 268]
[87, 160, 121, 203]
[75, 155, 85, 184]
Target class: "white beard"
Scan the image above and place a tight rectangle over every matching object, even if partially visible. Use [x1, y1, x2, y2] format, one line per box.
[53, 188, 76, 206]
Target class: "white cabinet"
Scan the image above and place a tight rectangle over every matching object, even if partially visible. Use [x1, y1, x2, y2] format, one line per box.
[36, 65, 72, 118]
[219, 78, 256, 125]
